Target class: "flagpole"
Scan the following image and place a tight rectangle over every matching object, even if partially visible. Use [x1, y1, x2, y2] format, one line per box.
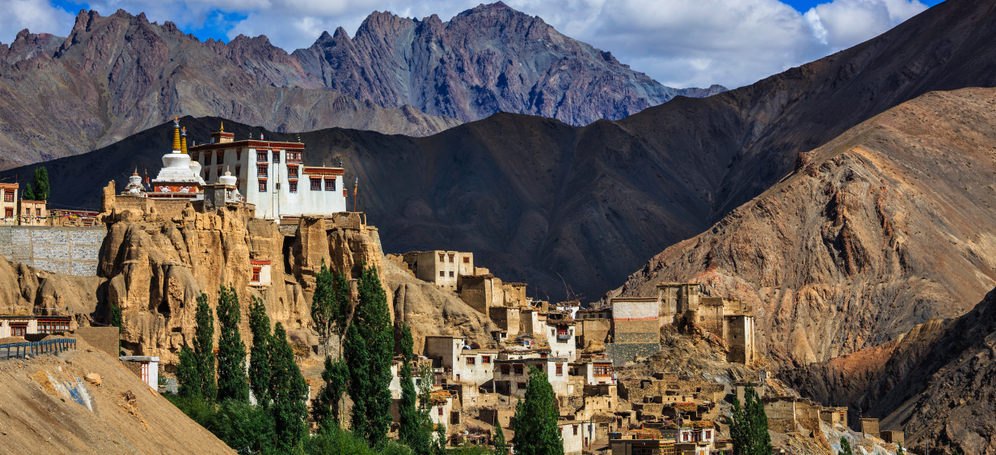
[353, 178, 358, 212]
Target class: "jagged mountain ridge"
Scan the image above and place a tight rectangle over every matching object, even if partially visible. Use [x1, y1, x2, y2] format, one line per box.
[0, 9, 460, 170]
[290, 2, 725, 125]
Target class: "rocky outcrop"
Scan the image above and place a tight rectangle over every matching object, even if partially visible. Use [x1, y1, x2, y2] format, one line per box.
[616, 87, 996, 368]
[291, 3, 724, 126]
[0, 254, 104, 318]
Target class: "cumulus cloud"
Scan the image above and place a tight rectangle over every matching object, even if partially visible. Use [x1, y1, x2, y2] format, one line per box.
[0, 0, 75, 44]
[0, 0, 932, 89]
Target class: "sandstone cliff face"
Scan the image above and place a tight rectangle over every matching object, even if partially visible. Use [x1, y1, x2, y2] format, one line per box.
[0, 9, 459, 170]
[0, 254, 104, 318]
[616, 87, 996, 368]
[291, 3, 723, 126]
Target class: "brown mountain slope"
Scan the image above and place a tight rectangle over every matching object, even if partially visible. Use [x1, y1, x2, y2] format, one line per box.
[784, 285, 996, 454]
[0, 9, 459, 170]
[291, 3, 724, 126]
[0, 343, 234, 454]
[616, 87, 996, 368]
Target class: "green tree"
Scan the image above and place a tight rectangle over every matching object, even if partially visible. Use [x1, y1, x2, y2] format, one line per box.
[493, 421, 507, 455]
[512, 367, 564, 455]
[896, 444, 904, 455]
[216, 285, 249, 402]
[313, 355, 349, 428]
[345, 265, 394, 449]
[32, 167, 49, 201]
[731, 382, 772, 455]
[433, 424, 447, 455]
[313, 263, 351, 356]
[270, 322, 309, 450]
[838, 436, 853, 455]
[176, 345, 202, 399]
[248, 296, 272, 406]
[398, 323, 432, 455]
[110, 305, 122, 328]
[22, 182, 35, 201]
[194, 292, 218, 402]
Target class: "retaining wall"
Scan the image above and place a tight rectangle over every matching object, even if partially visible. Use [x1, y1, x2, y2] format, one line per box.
[0, 226, 105, 276]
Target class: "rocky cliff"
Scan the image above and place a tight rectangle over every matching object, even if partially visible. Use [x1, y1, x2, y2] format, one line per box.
[616, 87, 996, 370]
[0, 253, 103, 318]
[0, 9, 459, 169]
[291, 3, 724, 126]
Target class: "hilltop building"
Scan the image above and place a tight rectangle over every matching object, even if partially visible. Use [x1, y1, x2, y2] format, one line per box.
[189, 123, 346, 221]
[148, 119, 205, 198]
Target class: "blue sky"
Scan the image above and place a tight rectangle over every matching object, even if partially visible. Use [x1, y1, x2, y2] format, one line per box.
[2, 0, 945, 89]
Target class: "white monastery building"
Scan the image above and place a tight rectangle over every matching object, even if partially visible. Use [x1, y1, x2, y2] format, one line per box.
[189, 123, 347, 220]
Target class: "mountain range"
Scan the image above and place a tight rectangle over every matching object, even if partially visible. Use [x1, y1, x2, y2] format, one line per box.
[0, 3, 721, 170]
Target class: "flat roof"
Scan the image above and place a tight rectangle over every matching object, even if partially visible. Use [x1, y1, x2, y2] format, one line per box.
[120, 356, 160, 362]
[190, 139, 305, 152]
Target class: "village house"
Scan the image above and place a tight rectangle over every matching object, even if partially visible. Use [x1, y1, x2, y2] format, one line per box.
[0, 315, 73, 338]
[569, 358, 616, 386]
[119, 356, 160, 391]
[0, 182, 18, 225]
[545, 316, 577, 361]
[610, 437, 677, 455]
[493, 357, 571, 398]
[656, 283, 758, 365]
[423, 335, 497, 386]
[400, 251, 475, 290]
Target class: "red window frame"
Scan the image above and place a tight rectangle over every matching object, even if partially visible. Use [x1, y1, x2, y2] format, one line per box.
[257, 163, 268, 177]
[289, 181, 297, 193]
[252, 266, 261, 283]
[556, 363, 563, 375]
[311, 178, 321, 191]
[466, 357, 475, 365]
[325, 177, 335, 191]
[272, 151, 280, 163]
[257, 150, 267, 162]
[215, 150, 224, 163]
[482, 356, 491, 364]
[5, 208, 12, 218]
[258, 180, 267, 192]
[288, 165, 298, 178]
[11, 323, 26, 337]
[3, 191, 12, 202]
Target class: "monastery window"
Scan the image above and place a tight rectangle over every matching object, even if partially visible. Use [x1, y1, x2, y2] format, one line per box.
[235, 165, 241, 178]
[705, 430, 711, 439]
[439, 271, 445, 278]
[236, 149, 242, 161]
[257, 150, 267, 162]
[252, 267, 261, 283]
[466, 357, 475, 365]
[272, 151, 280, 163]
[500, 365, 510, 375]
[438, 407, 444, 416]
[517, 382, 526, 389]
[3, 191, 11, 202]
[204, 168, 210, 181]
[449, 271, 454, 278]
[482, 355, 491, 364]
[288, 166, 298, 178]
[311, 178, 322, 191]
[289, 181, 298, 193]
[556, 363, 563, 375]
[448, 254, 454, 262]
[325, 177, 336, 191]
[439, 253, 445, 262]
[5, 208, 12, 218]
[10, 323, 26, 337]
[594, 364, 611, 376]
[216, 150, 224, 163]
[463, 257, 469, 264]
[514, 365, 523, 375]
[573, 425, 578, 436]
[217, 166, 223, 179]
[259, 180, 267, 192]
[257, 164, 268, 177]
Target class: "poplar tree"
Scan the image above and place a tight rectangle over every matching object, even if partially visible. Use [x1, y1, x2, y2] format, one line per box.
[194, 292, 217, 402]
[344, 264, 393, 449]
[313, 355, 348, 429]
[312, 263, 350, 356]
[493, 422, 508, 455]
[248, 296, 272, 406]
[731, 382, 772, 455]
[512, 367, 564, 455]
[176, 345, 202, 398]
[270, 322, 308, 450]
[399, 323, 432, 455]
[216, 285, 249, 402]
[838, 437, 853, 455]
[32, 167, 49, 201]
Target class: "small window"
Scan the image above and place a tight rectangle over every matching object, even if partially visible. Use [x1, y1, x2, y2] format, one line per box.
[449, 271, 454, 277]
[311, 178, 322, 191]
[257, 164, 268, 177]
[204, 168, 211, 181]
[217, 166, 223, 178]
[466, 357, 475, 365]
[236, 149, 242, 161]
[439, 271, 445, 277]
[235, 165, 241, 178]
[448, 254, 454, 263]
[216, 150, 224, 163]
[437, 407, 444, 416]
[252, 267, 261, 283]
[514, 365, 523, 375]
[556, 363, 563, 375]
[3, 191, 11, 202]
[11, 323, 26, 337]
[257, 151, 267, 162]
[5, 208, 13, 218]
[439, 254, 445, 262]
[517, 382, 526, 389]
[259, 180, 267, 192]
[288, 166, 298, 178]
[482, 356, 491, 364]
[573, 425, 578, 436]
[500, 365, 510, 375]
[272, 151, 280, 163]
[289, 181, 297, 193]
[35, 208, 40, 216]
[705, 430, 711, 439]
[463, 257, 469, 264]
[325, 177, 336, 191]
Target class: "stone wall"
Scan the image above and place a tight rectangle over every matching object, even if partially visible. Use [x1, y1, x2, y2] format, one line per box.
[0, 226, 105, 276]
[74, 326, 120, 358]
[606, 342, 661, 365]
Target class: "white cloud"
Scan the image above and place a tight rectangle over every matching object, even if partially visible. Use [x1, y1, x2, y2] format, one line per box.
[0, 0, 933, 89]
[0, 0, 74, 44]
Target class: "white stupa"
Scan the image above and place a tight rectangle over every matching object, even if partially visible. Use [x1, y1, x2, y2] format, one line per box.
[124, 169, 145, 194]
[150, 119, 205, 197]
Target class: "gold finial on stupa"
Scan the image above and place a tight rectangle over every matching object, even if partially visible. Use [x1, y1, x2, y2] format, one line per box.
[181, 127, 188, 154]
[172, 117, 181, 152]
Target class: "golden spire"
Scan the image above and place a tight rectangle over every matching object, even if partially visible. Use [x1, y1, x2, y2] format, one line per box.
[172, 117, 181, 152]
[181, 127, 188, 154]
[220, 121, 224, 132]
